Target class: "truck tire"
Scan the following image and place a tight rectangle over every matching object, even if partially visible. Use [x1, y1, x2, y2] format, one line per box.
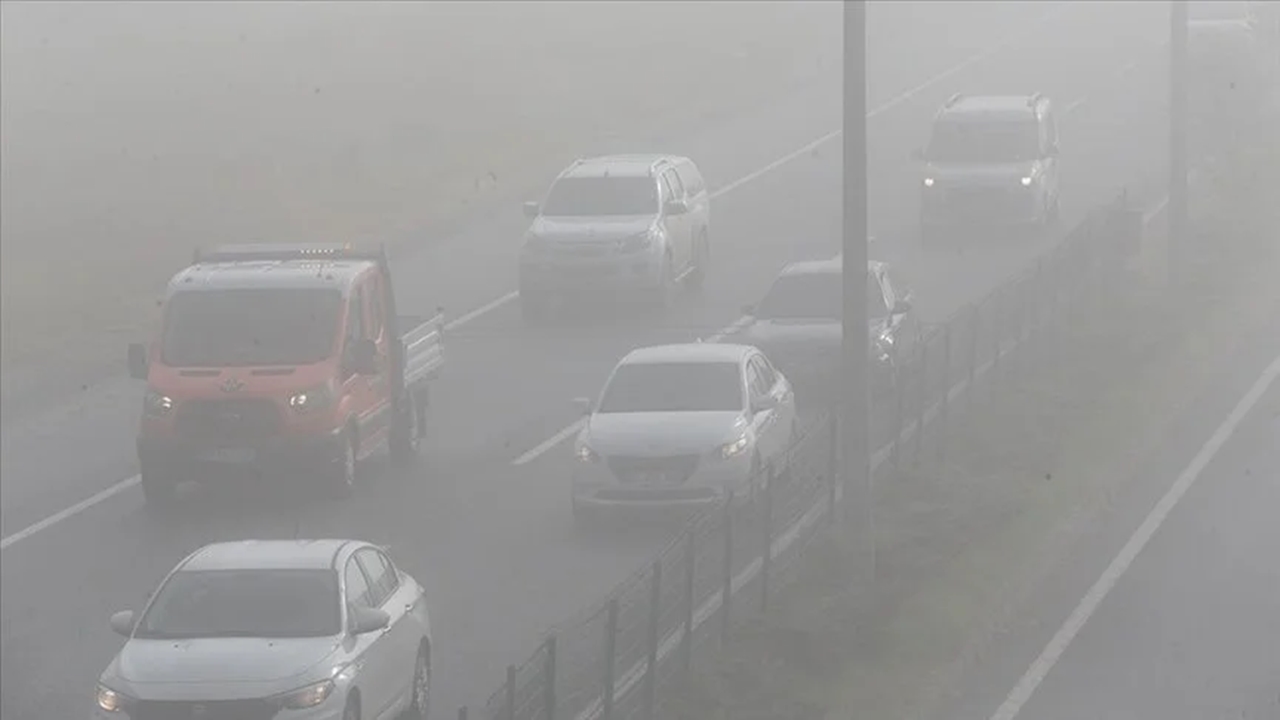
[139, 460, 177, 509]
[390, 391, 425, 467]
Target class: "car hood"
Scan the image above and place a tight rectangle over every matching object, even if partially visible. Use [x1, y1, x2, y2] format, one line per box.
[737, 316, 890, 350]
[530, 215, 657, 244]
[584, 411, 749, 455]
[924, 161, 1039, 187]
[112, 636, 340, 686]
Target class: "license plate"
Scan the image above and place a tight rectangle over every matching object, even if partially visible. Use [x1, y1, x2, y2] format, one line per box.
[197, 447, 256, 464]
[633, 472, 667, 486]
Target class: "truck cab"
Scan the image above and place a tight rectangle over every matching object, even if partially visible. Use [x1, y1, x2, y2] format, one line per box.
[127, 244, 444, 507]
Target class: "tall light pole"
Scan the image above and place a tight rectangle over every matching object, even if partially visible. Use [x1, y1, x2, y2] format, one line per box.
[841, 0, 873, 597]
[1169, 0, 1188, 283]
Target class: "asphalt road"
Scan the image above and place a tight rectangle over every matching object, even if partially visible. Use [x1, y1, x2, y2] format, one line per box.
[935, 309, 1280, 720]
[0, 3, 1173, 718]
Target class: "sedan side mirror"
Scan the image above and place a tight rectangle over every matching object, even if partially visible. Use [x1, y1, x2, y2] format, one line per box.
[572, 396, 592, 416]
[349, 606, 390, 635]
[663, 199, 689, 216]
[127, 343, 148, 380]
[522, 201, 541, 218]
[109, 610, 136, 637]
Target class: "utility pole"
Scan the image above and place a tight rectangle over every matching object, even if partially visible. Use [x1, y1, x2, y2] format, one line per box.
[841, 0, 873, 599]
[1169, 0, 1189, 284]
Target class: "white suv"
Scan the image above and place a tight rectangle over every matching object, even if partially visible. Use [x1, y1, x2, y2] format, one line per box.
[517, 154, 712, 321]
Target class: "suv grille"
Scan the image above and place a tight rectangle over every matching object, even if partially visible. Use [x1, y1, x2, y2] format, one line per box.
[607, 455, 700, 485]
[133, 699, 278, 720]
[174, 398, 282, 443]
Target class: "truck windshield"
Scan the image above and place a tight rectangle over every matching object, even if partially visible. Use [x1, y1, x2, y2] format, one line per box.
[161, 288, 343, 367]
[134, 569, 341, 640]
[927, 119, 1041, 163]
[598, 361, 744, 413]
[756, 272, 886, 321]
[541, 176, 658, 217]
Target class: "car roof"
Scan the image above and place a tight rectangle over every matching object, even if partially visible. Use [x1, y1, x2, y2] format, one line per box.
[179, 539, 363, 572]
[778, 256, 885, 277]
[938, 94, 1045, 123]
[168, 258, 374, 294]
[620, 343, 755, 366]
[561, 154, 690, 179]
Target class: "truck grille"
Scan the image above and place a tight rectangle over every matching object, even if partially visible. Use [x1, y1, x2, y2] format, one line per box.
[132, 699, 278, 720]
[174, 398, 282, 443]
[607, 455, 700, 485]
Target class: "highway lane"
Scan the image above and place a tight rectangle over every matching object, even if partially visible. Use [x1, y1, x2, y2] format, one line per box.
[0, 3, 1173, 718]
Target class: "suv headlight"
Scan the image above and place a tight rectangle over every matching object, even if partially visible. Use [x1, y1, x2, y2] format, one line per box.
[719, 433, 751, 459]
[289, 383, 334, 413]
[270, 679, 336, 710]
[143, 389, 174, 417]
[1020, 175, 1034, 187]
[576, 443, 601, 463]
[96, 684, 134, 713]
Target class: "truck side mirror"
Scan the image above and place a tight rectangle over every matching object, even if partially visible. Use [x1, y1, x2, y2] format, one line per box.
[127, 343, 148, 380]
[346, 339, 379, 375]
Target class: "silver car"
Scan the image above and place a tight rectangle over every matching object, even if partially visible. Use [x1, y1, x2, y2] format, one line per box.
[517, 154, 712, 321]
[571, 343, 798, 523]
[93, 539, 432, 720]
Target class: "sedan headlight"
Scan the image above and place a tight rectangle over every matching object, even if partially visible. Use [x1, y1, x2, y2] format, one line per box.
[719, 433, 751, 459]
[143, 389, 174, 417]
[289, 383, 334, 413]
[96, 684, 134, 713]
[270, 679, 336, 710]
[1020, 175, 1034, 187]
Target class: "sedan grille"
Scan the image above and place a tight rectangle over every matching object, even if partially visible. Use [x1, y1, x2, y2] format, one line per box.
[606, 455, 701, 485]
[132, 699, 278, 720]
[174, 398, 282, 443]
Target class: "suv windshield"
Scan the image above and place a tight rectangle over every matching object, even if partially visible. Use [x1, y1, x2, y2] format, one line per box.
[541, 176, 658, 217]
[134, 569, 341, 639]
[598, 361, 744, 413]
[161, 287, 344, 367]
[927, 119, 1041, 163]
[757, 272, 887, 321]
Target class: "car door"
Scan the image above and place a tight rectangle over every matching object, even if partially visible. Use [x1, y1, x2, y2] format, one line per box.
[343, 555, 399, 719]
[744, 356, 780, 463]
[340, 286, 376, 455]
[757, 353, 796, 445]
[1040, 106, 1060, 200]
[355, 548, 419, 715]
[659, 169, 692, 272]
[361, 274, 393, 449]
[677, 161, 710, 239]
[751, 354, 792, 461]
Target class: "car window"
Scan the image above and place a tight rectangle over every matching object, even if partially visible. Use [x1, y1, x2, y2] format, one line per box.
[927, 119, 1041, 163]
[541, 176, 658, 216]
[356, 548, 399, 605]
[598, 361, 745, 413]
[133, 569, 340, 640]
[160, 288, 343, 368]
[664, 169, 685, 200]
[365, 275, 384, 342]
[677, 162, 705, 196]
[344, 558, 373, 610]
[657, 173, 675, 203]
[751, 356, 777, 394]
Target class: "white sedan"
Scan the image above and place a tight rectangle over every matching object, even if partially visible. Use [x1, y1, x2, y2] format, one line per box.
[93, 539, 432, 720]
[571, 343, 798, 523]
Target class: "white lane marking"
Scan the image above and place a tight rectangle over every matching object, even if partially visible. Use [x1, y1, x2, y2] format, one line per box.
[989, 352, 1280, 720]
[0, 475, 140, 552]
[512, 418, 586, 466]
[437, 4, 1077, 333]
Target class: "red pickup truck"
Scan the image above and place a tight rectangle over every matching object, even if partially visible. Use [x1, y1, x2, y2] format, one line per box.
[127, 244, 445, 507]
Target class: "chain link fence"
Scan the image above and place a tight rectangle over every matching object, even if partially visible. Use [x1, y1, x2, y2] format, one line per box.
[460, 191, 1144, 720]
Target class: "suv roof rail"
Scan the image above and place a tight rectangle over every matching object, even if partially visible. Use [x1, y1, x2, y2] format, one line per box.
[192, 243, 388, 265]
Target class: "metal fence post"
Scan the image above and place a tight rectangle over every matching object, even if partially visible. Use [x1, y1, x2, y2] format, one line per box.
[681, 526, 695, 677]
[603, 598, 618, 720]
[505, 665, 517, 720]
[827, 413, 840, 524]
[914, 340, 927, 462]
[891, 340, 904, 473]
[990, 286, 1003, 383]
[544, 635, 557, 720]
[643, 559, 662, 720]
[967, 303, 980, 412]
[938, 323, 951, 462]
[459, 707, 468, 720]
[720, 493, 734, 647]
[761, 466, 776, 612]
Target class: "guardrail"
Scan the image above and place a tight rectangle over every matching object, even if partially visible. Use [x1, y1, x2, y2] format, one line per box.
[462, 191, 1144, 720]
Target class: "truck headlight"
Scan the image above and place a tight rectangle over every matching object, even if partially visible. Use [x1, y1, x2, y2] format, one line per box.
[96, 684, 134, 713]
[719, 433, 750, 459]
[143, 389, 174, 417]
[289, 384, 334, 413]
[270, 679, 335, 710]
[923, 177, 935, 187]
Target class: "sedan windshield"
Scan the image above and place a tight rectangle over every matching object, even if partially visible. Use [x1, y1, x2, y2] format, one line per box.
[927, 119, 1041, 163]
[756, 272, 887, 320]
[541, 176, 658, 217]
[135, 569, 341, 639]
[161, 288, 343, 367]
[598, 361, 744, 413]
